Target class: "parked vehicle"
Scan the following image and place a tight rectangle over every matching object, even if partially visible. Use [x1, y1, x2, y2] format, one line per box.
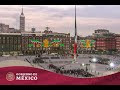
[33, 57, 45, 63]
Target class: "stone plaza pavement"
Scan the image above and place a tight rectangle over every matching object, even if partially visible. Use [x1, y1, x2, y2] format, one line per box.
[0, 54, 120, 78]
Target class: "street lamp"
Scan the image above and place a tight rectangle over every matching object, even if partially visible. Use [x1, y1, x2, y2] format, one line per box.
[109, 62, 115, 68]
[92, 57, 97, 63]
[82, 63, 85, 66]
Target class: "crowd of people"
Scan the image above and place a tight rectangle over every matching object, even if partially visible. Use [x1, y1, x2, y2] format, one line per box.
[48, 64, 95, 77]
[32, 57, 45, 63]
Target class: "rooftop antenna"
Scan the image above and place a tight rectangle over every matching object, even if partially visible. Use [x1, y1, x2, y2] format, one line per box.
[21, 5, 23, 15]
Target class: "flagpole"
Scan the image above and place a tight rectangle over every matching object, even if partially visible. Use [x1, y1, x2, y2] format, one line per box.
[73, 5, 77, 63]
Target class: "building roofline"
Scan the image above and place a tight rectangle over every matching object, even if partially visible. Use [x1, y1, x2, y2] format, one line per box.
[0, 32, 45, 35]
[0, 32, 70, 35]
[0, 33, 21, 35]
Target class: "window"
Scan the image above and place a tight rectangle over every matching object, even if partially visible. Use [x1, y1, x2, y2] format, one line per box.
[10, 40, 13, 44]
[18, 40, 21, 43]
[14, 40, 18, 44]
[7, 40, 9, 44]
[3, 37, 5, 39]
[3, 40, 5, 44]
[7, 37, 9, 40]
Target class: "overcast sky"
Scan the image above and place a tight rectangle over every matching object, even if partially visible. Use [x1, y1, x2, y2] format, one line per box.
[0, 5, 120, 36]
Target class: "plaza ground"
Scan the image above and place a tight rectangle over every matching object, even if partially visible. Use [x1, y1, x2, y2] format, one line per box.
[0, 54, 120, 78]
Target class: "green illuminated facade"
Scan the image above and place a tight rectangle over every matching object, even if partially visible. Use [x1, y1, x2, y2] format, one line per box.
[21, 33, 70, 55]
[0, 32, 70, 55]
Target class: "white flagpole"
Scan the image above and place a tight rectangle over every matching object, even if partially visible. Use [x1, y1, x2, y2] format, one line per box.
[73, 5, 77, 63]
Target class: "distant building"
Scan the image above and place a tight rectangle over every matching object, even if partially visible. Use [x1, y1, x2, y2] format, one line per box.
[14, 29, 21, 33]
[31, 28, 35, 33]
[93, 29, 109, 38]
[94, 29, 109, 34]
[44, 30, 52, 34]
[4, 25, 9, 33]
[20, 6, 25, 32]
[0, 23, 9, 33]
[43, 27, 52, 34]
[9, 28, 15, 33]
[0, 23, 19, 33]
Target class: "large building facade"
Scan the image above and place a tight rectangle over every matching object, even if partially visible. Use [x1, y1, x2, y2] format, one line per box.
[0, 23, 20, 33]
[115, 34, 120, 52]
[0, 23, 9, 33]
[0, 30, 70, 55]
[78, 36, 96, 54]
[21, 30, 70, 55]
[0, 33, 21, 55]
[93, 29, 116, 53]
[95, 37, 116, 51]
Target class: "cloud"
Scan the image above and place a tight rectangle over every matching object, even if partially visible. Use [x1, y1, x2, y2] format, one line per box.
[0, 5, 120, 37]
[61, 5, 120, 19]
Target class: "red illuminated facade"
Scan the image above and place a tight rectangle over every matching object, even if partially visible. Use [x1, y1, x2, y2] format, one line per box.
[93, 29, 116, 51]
[105, 37, 116, 51]
[96, 37, 116, 51]
[115, 34, 120, 51]
[95, 38, 106, 50]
